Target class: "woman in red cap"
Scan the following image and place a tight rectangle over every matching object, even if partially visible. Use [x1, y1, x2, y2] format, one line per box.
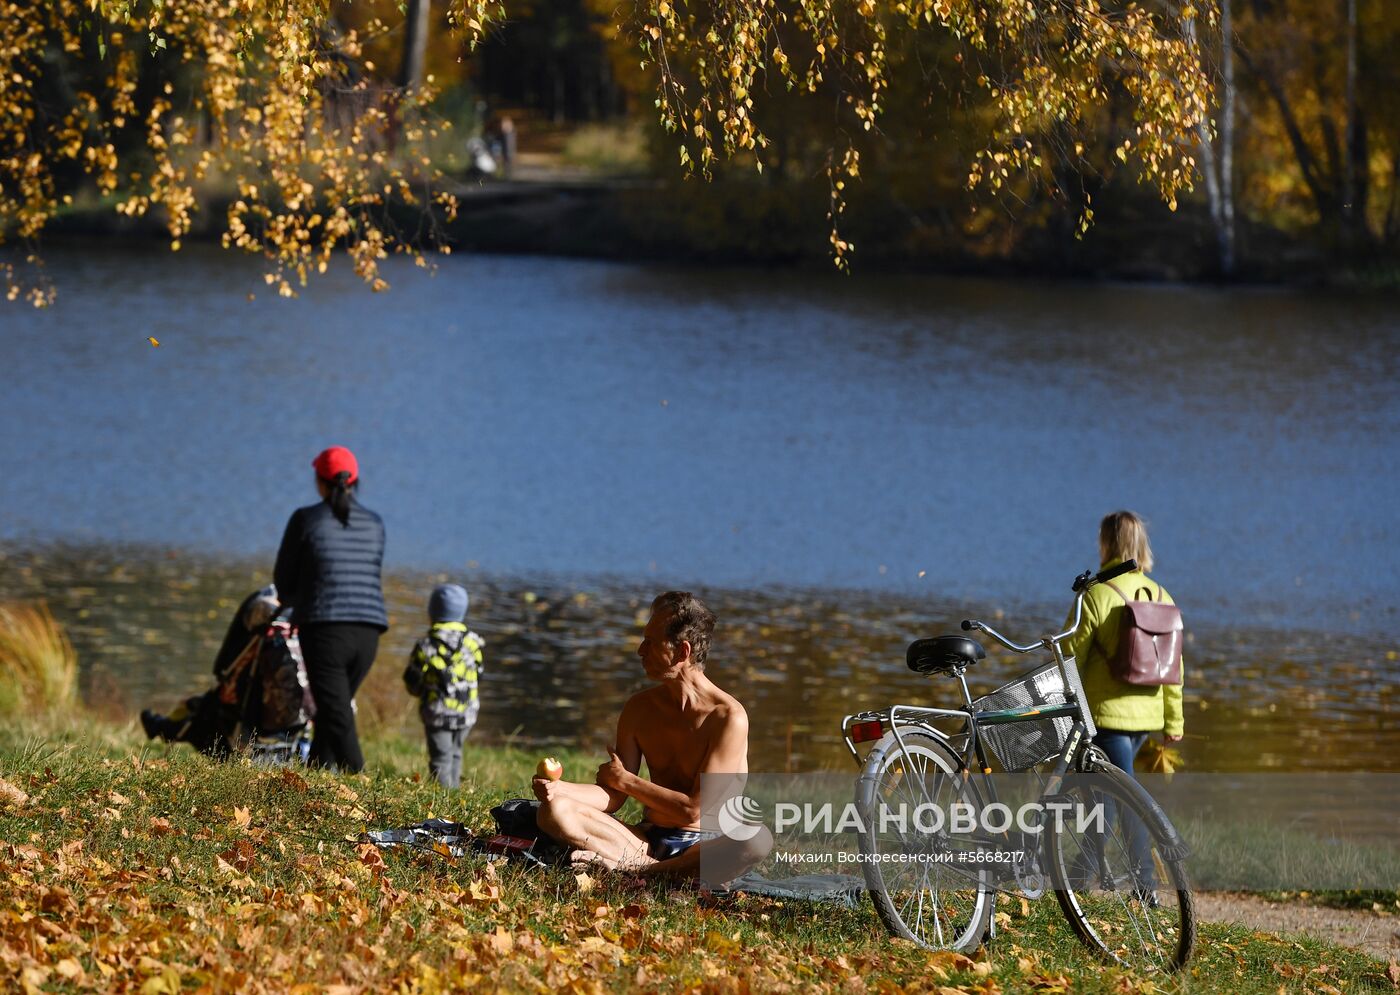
[273, 446, 388, 772]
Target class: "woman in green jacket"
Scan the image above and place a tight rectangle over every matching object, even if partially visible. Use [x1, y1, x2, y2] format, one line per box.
[1062, 510, 1184, 778]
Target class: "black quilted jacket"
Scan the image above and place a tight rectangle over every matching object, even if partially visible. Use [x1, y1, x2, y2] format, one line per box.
[273, 498, 388, 630]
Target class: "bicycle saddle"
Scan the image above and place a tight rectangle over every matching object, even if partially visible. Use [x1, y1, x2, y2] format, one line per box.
[906, 635, 986, 675]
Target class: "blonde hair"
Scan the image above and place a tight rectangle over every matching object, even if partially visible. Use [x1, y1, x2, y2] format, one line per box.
[1099, 511, 1154, 573]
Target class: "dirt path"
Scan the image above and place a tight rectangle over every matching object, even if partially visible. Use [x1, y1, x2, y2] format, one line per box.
[1197, 892, 1400, 963]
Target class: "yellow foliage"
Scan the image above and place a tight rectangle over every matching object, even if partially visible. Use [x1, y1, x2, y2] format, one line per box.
[1137, 738, 1185, 777]
[615, 0, 1215, 265]
[0, 601, 78, 717]
[0, 0, 1213, 298]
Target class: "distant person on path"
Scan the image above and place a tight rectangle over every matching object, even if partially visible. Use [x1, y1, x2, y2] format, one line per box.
[533, 591, 770, 882]
[403, 583, 485, 789]
[274, 446, 388, 773]
[1063, 511, 1185, 777]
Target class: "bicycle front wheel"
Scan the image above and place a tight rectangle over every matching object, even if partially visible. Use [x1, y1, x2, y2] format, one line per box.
[1049, 763, 1196, 973]
[856, 729, 993, 952]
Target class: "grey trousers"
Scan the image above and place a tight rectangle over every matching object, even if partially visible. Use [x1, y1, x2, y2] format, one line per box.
[425, 724, 468, 789]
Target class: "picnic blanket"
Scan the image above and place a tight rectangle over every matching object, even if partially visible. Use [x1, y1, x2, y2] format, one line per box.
[362, 818, 864, 904]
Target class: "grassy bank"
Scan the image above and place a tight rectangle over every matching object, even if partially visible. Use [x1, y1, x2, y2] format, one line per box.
[1, 718, 1395, 993]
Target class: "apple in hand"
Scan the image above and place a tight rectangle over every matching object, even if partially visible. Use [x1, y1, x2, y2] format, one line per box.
[536, 757, 563, 781]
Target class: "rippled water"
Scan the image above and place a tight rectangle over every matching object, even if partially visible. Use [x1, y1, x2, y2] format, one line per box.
[2, 545, 1395, 772]
[2, 245, 1398, 771]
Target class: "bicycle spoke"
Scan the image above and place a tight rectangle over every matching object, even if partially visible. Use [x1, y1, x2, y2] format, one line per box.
[860, 733, 990, 952]
[1053, 772, 1191, 973]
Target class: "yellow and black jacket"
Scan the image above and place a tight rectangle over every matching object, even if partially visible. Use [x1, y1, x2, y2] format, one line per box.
[403, 621, 484, 728]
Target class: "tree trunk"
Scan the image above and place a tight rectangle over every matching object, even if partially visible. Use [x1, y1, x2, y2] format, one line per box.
[1341, 0, 1364, 245]
[1236, 45, 1333, 219]
[1220, 0, 1237, 274]
[400, 0, 431, 91]
[1190, 4, 1237, 275]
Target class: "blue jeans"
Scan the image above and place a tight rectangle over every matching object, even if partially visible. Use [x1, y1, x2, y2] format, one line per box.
[1093, 729, 1149, 775]
[1091, 729, 1155, 891]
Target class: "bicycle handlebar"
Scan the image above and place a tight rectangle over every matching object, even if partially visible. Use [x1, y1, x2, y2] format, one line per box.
[1074, 558, 1138, 593]
[960, 559, 1140, 654]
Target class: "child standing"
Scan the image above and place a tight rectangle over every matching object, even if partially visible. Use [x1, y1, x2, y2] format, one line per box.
[403, 584, 484, 789]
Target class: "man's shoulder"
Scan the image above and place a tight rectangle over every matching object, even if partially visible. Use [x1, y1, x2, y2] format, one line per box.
[711, 695, 748, 728]
[700, 681, 747, 727]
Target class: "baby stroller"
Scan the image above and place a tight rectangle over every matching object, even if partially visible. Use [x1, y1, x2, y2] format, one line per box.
[142, 586, 315, 765]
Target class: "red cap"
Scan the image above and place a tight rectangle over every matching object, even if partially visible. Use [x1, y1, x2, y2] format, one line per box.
[312, 446, 359, 485]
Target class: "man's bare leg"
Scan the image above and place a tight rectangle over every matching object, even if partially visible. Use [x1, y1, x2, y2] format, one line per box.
[637, 826, 773, 883]
[537, 796, 656, 871]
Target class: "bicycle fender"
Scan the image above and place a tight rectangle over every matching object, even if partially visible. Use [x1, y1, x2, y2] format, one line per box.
[856, 725, 963, 786]
[1059, 775, 1191, 859]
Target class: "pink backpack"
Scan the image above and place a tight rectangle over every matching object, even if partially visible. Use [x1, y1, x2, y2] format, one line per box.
[1105, 581, 1184, 686]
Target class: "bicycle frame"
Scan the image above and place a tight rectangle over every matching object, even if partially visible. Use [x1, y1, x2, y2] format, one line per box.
[843, 582, 1097, 762]
[840, 573, 1123, 883]
[844, 562, 1195, 966]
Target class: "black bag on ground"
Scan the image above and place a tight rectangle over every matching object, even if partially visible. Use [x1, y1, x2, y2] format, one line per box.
[489, 798, 571, 865]
[491, 798, 544, 839]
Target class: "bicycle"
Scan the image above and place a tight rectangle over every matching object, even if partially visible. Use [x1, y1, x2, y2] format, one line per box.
[839, 560, 1196, 973]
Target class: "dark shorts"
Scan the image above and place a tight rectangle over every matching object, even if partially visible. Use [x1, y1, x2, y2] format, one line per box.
[639, 822, 721, 861]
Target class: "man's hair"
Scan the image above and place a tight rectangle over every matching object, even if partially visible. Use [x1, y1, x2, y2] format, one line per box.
[1099, 510, 1155, 574]
[650, 591, 717, 670]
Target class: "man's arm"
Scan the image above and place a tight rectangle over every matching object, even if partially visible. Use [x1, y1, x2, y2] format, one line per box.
[601, 706, 749, 828]
[532, 707, 641, 812]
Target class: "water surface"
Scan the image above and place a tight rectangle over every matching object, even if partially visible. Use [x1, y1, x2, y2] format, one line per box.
[2, 245, 1398, 770]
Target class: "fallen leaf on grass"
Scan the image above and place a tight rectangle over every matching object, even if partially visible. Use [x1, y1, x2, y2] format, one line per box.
[232, 805, 252, 829]
[574, 871, 595, 896]
[705, 930, 741, 955]
[467, 876, 501, 906]
[149, 816, 174, 836]
[1386, 960, 1400, 986]
[0, 777, 28, 807]
[355, 843, 386, 873]
[218, 839, 257, 872]
[488, 927, 514, 954]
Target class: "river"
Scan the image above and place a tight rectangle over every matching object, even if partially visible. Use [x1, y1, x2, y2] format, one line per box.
[2, 243, 1397, 771]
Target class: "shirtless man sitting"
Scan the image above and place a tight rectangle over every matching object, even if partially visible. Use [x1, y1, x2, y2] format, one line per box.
[534, 591, 770, 882]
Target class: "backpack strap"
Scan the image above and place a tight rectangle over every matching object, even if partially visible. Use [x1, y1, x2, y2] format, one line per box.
[1105, 580, 1158, 604]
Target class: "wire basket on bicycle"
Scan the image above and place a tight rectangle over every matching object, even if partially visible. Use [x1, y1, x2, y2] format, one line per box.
[972, 659, 1087, 771]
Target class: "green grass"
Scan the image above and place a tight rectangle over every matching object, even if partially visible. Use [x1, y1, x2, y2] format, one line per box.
[1, 717, 1396, 992]
[560, 122, 651, 176]
[1182, 815, 1400, 893]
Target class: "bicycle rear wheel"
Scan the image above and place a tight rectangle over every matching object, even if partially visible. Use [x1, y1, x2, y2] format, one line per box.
[1049, 763, 1196, 972]
[856, 730, 993, 952]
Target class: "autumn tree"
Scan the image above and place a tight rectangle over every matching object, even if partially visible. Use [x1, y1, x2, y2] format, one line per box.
[0, 0, 1214, 304]
[1233, 0, 1399, 253]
